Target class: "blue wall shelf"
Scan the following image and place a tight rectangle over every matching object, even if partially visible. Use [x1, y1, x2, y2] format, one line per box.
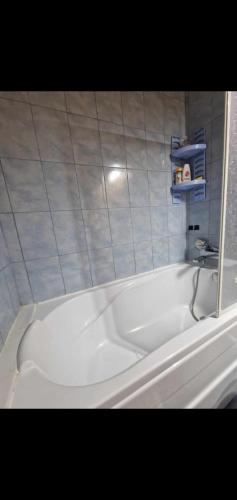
[170, 128, 206, 204]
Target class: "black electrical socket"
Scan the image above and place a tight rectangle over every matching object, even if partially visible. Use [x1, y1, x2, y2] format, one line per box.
[194, 225, 200, 230]
[188, 225, 194, 230]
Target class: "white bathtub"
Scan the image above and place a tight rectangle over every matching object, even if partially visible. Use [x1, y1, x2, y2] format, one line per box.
[7, 261, 231, 409]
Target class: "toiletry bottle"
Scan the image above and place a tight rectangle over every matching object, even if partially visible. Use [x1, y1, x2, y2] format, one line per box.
[175, 167, 183, 184]
[183, 163, 191, 182]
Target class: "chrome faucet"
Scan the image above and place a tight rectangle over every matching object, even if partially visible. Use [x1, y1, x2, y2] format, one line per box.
[192, 239, 219, 267]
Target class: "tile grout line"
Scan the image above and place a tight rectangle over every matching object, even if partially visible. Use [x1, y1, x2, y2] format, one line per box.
[0, 157, 34, 305]
[65, 91, 94, 289]
[29, 99, 67, 297]
[95, 92, 117, 284]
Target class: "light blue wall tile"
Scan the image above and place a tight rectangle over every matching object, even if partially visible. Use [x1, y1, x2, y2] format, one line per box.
[0, 99, 39, 160]
[104, 168, 129, 208]
[164, 96, 182, 136]
[15, 212, 58, 260]
[96, 92, 123, 125]
[52, 210, 87, 255]
[109, 208, 133, 245]
[0, 225, 9, 270]
[0, 166, 11, 212]
[2, 158, 49, 212]
[60, 252, 92, 293]
[152, 238, 169, 267]
[3, 266, 20, 314]
[91, 265, 115, 286]
[209, 199, 221, 236]
[134, 240, 153, 273]
[0, 270, 16, 342]
[99, 121, 126, 168]
[148, 171, 168, 206]
[169, 235, 187, 263]
[168, 205, 186, 235]
[131, 207, 151, 243]
[76, 165, 106, 209]
[0, 214, 23, 262]
[150, 206, 168, 238]
[88, 247, 113, 272]
[188, 201, 209, 235]
[32, 106, 73, 163]
[12, 262, 33, 304]
[128, 170, 149, 207]
[212, 115, 224, 162]
[69, 114, 102, 165]
[124, 127, 147, 170]
[43, 161, 81, 210]
[26, 257, 65, 302]
[65, 92, 97, 117]
[113, 243, 135, 279]
[144, 92, 165, 133]
[122, 92, 145, 130]
[83, 209, 112, 250]
[146, 131, 166, 171]
[28, 92, 66, 111]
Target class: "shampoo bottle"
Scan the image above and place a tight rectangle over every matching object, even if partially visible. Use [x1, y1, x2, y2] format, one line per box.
[183, 163, 191, 182]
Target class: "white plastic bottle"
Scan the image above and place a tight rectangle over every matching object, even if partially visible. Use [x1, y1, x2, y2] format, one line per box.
[183, 163, 191, 182]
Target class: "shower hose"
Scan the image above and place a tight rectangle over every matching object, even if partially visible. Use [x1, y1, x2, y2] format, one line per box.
[190, 266, 205, 322]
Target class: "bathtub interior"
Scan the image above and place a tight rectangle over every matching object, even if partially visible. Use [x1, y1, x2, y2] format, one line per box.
[17, 264, 218, 388]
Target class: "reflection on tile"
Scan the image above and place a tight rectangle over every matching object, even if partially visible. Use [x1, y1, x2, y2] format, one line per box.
[168, 205, 185, 235]
[2, 159, 48, 212]
[131, 207, 151, 243]
[43, 162, 80, 210]
[144, 92, 165, 133]
[104, 168, 129, 208]
[15, 212, 57, 260]
[76, 165, 106, 209]
[0, 166, 11, 212]
[109, 208, 133, 245]
[65, 92, 97, 117]
[134, 240, 153, 274]
[32, 106, 73, 162]
[52, 210, 87, 255]
[113, 243, 135, 279]
[128, 170, 149, 207]
[69, 114, 102, 165]
[0, 214, 23, 262]
[122, 92, 145, 129]
[3, 266, 20, 314]
[0, 99, 39, 159]
[148, 171, 168, 205]
[28, 92, 66, 111]
[0, 225, 9, 270]
[150, 206, 168, 238]
[26, 257, 65, 302]
[0, 270, 16, 341]
[125, 127, 147, 170]
[146, 131, 166, 171]
[60, 252, 92, 294]
[12, 262, 33, 304]
[169, 235, 186, 263]
[96, 92, 122, 124]
[99, 121, 126, 168]
[152, 238, 169, 268]
[83, 209, 111, 249]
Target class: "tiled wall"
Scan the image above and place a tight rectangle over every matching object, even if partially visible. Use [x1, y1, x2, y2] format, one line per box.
[185, 92, 225, 259]
[0, 91, 186, 348]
